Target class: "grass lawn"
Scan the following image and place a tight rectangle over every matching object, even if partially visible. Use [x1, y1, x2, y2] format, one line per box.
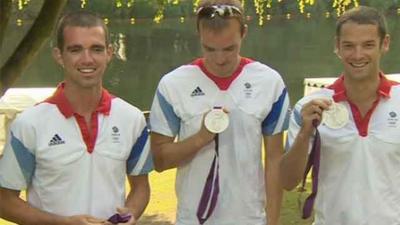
[0, 169, 313, 225]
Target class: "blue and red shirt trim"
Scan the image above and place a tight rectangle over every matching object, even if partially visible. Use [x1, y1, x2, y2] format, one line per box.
[327, 73, 398, 136]
[45, 83, 113, 153]
[192, 57, 254, 90]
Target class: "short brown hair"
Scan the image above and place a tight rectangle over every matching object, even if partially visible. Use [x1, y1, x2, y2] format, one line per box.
[336, 6, 388, 44]
[196, 0, 246, 35]
[55, 11, 110, 51]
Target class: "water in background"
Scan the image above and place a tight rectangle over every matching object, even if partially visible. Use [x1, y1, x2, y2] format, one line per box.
[2, 16, 400, 110]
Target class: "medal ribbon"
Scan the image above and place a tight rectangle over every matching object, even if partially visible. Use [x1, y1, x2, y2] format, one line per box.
[301, 127, 321, 219]
[197, 134, 220, 224]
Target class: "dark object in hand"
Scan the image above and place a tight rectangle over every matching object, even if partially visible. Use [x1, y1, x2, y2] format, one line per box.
[107, 213, 132, 224]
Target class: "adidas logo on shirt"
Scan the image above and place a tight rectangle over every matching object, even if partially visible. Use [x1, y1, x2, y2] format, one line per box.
[191, 86, 205, 97]
[49, 134, 65, 146]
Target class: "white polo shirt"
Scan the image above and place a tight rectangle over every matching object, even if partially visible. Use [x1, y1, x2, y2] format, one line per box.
[0, 84, 153, 219]
[287, 74, 400, 225]
[150, 58, 290, 225]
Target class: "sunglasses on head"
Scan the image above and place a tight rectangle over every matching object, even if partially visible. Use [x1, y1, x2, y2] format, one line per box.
[197, 4, 242, 19]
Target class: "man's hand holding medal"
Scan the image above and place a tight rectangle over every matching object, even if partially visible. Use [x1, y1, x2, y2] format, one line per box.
[204, 107, 229, 133]
[300, 98, 349, 134]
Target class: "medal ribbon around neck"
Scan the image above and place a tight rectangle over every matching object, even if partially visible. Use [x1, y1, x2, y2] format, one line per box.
[197, 106, 226, 224]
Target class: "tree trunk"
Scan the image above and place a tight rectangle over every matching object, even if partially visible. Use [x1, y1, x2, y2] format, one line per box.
[0, 0, 67, 95]
[0, 0, 12, 50]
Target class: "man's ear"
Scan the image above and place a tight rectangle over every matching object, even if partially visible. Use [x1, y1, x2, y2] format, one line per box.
[381, 34, 390, 54]
[334, 36, 341, 59]
[106, 44, 113, 63]
[241, 24, 248, 38]
[52, 47, 64, 68]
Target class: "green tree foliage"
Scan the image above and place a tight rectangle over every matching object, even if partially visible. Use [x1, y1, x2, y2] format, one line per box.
[1, 0, 399, 95]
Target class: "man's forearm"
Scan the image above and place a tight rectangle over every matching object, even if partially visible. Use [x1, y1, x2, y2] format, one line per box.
[0, 188, 68, 225]
[266, 159, 283, 225]
[280, 131, 312, 190]
[151, 129, 214, 172]
[125, 176, 150, 220]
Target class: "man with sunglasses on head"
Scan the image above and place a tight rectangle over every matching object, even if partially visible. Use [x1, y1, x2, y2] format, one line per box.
[150, 1, 290, 225]
[281, 6, 400, 225]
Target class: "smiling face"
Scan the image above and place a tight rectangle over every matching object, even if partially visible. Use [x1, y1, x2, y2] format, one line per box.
[335, 21, 389, 82]
[53, 25, 113, 90]
[199, 18, 246, 77]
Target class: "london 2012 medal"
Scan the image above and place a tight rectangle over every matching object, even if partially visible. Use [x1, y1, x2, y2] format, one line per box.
[322, 102, 349, 129]
[204, 108, 229, 133]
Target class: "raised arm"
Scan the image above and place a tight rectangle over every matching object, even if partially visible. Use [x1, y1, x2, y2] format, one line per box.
[280, 98, 331, 190]
[150, 122, 215, 172]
